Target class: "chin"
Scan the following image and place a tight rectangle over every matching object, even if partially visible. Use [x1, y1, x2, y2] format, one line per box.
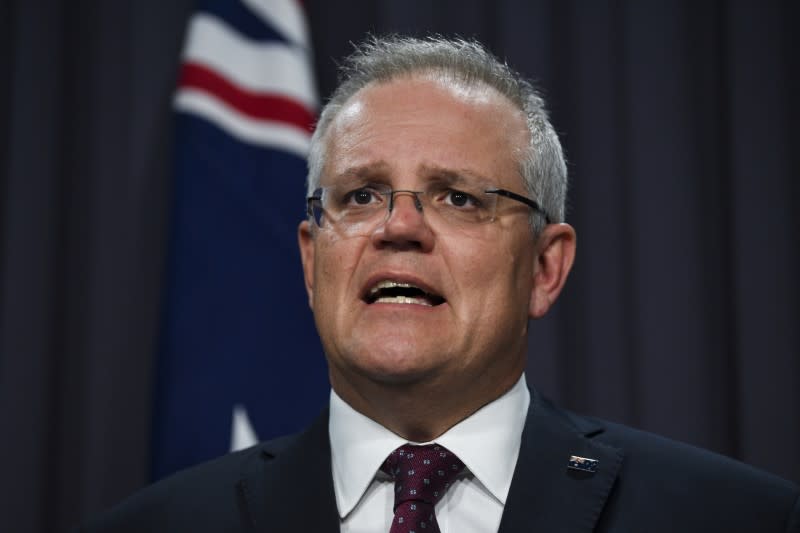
[349, 344, 445, 386]
[366, 366, 436, 387]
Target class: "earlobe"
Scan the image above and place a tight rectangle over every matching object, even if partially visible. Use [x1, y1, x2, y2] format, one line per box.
[528, 223, 576, 319]
[297, 220, 315, 308]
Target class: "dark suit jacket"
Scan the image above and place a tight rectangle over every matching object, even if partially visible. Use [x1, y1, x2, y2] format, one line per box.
[80, 389, 800, 532]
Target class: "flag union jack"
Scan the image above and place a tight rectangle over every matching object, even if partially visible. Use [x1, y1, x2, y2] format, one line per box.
[175, 0, 317, 154]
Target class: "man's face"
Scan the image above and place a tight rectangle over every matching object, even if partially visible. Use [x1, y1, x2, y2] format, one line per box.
[299, 75, 538, 402]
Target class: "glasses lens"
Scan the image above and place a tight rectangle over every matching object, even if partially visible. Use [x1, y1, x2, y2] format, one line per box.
[426, 184, 498, 227]
[310, 185, 390, 234]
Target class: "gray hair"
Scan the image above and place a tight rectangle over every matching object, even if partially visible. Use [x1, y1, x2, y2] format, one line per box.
[307, 35, 567, 233]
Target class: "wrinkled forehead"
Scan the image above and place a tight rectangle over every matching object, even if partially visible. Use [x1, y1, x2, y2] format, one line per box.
[323, 74, 530, 189]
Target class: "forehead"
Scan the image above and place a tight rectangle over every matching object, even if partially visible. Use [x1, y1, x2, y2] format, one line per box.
[323, 75, 529, 189]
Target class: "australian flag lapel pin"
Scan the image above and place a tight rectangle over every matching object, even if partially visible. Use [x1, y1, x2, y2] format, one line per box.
[568, 455, 599, 473]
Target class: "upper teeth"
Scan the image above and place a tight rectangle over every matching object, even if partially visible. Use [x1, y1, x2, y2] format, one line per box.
[369, 280, 418, 295]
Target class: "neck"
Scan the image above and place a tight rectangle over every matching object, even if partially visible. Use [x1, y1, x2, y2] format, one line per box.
[330, 365, 524, 442]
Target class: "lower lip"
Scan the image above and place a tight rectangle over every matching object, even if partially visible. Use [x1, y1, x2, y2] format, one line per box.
[364, 300, 445, 310]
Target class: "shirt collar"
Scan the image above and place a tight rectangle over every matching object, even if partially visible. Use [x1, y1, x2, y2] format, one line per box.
[329, 374, 530, 518]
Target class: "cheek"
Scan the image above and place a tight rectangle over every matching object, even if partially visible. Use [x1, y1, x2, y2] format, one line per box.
[441, 239, 502, 312]
[314, 238, 364, 301]
[492, 221, 536, 286]
[447, 234, 533, 311]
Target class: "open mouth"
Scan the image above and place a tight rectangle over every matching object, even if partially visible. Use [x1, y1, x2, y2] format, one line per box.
[364, 280, 446, 307]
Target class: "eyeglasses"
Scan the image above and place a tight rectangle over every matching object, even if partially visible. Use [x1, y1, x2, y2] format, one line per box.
[306, 182, 551, 236]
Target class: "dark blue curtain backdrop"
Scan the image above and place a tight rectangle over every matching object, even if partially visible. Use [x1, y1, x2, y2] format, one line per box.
[1, 1, 797, 532]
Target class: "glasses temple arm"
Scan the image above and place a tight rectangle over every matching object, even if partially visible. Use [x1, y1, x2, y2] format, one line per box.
[485, 189, 552, 224]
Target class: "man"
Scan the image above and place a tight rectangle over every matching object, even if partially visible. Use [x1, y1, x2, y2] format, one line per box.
[81, 36, 799, 532]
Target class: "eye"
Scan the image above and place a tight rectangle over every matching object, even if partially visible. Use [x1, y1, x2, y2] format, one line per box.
[443, 189, 481, 209]
[343, 187, 382, 206]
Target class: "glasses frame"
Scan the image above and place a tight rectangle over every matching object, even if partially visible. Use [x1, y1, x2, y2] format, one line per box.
[306, 186, 552, 230]
[484, 188, 552, 225]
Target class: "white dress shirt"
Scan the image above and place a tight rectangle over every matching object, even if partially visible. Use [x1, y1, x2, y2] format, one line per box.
[329, 374, 531, 533]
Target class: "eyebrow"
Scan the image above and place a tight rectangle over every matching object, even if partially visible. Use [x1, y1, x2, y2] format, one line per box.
[332, 162, 391, 182]
[418, 164, 494, 188]
[329, 162, 495, 188]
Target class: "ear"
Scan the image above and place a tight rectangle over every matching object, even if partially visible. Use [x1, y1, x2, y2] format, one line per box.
[298, 220, 315, 308]
[529, 223, 576, 319]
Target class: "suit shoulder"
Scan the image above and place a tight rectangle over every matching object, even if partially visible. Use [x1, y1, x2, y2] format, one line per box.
[559, 409, 800, 531]
[594, 416, 796, 490]
[77, 433, 301, 532]
[547, 400, 795, 489]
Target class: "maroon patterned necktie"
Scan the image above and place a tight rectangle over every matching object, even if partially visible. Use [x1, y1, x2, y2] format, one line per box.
[381, 444, 465, 533]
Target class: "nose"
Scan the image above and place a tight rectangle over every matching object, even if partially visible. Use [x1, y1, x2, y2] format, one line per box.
[371, 191, 434, 251]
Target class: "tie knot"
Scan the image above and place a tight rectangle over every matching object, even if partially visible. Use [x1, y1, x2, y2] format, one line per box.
[381, 444, 465, 507]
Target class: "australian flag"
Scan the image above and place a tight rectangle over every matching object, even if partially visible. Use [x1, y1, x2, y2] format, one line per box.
[151, 0, 329, 479]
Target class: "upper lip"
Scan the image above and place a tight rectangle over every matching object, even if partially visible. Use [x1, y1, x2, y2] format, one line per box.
[360, 272, 445, 303]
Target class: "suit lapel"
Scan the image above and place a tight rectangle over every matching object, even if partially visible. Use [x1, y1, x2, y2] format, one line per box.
[233, 392, 622, 532]
[498, 390, 623, 533]
[236, 409, 340, 533]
